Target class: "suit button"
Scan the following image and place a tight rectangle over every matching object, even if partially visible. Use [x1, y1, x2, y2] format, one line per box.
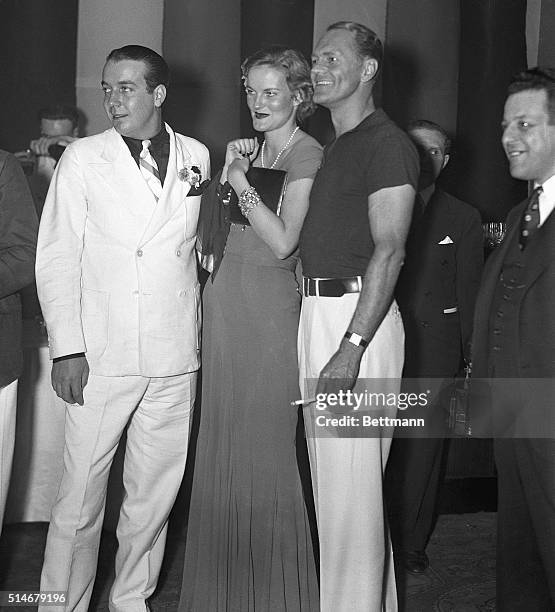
[496, 311, 504, 318]
[492, 346, 501, 351]
[493, 329, 501, 335]
[176, 249, 181, 257]
[137, 249, 143, 257]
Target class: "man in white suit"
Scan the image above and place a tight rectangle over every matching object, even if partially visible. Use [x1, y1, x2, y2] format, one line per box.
[36, 45, 209, 612]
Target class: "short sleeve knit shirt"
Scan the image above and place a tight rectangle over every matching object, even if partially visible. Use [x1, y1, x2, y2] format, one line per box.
[300, 108, 419, 277]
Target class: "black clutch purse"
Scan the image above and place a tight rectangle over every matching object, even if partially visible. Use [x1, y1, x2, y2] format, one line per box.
[227, 167, 288, 225]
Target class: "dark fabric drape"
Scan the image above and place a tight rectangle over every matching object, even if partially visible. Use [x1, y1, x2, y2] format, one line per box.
[383, 0, 461, 138]
[383, 0, 527, 221]
[0, 0, 78, 153]
[240, 0, 315, 135]
[538, 0, 555, 66]
[163, 0, 242, 169]
[440, 0, 528, 220]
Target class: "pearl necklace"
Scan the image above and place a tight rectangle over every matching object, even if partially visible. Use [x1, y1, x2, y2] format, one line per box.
[261, 126, 299, 169]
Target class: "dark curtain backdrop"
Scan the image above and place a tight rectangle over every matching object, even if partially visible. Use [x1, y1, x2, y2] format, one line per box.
[163, 0, 314, 169]
[163, 0, 242, 170]
[440, 0, 528, 220]
[384, 0, 461, 138]
[538, 0, 555, 66]
[240, 0, 315, 135]
[0, 0, 78, 153]
[384, 0, 528, 221]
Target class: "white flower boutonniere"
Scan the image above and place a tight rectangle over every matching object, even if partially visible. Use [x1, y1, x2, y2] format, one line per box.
[178, 164, 202, 188]
[179, 163, 210, 196]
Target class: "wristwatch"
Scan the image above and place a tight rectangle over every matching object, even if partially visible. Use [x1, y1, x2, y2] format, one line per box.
[344, 331, 369, 348]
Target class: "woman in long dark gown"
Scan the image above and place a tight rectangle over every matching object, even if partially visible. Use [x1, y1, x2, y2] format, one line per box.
[178, 47, 323, 611]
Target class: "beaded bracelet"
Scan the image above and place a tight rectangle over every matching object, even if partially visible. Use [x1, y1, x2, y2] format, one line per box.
[238, 186, 261, 218]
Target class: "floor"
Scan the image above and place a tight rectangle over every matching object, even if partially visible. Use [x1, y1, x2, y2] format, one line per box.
[0, 478, 498, 611]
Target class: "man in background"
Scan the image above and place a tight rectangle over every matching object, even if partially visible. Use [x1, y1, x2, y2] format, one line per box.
[385, 119, 483, 575]
[472, 67, 555, 610]
[0, 150, 38, 533]
[27, 105, 80, 214]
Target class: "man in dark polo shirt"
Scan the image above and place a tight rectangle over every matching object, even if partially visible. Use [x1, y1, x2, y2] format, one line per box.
[298, 21, 418, 611]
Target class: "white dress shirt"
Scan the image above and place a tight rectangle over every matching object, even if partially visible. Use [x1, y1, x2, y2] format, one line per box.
[537, 173, 555, 226]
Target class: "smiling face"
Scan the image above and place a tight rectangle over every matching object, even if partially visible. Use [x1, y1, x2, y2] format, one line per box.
[244, 65, 298, 134]
[502, 88, 555, 184]
[101, 59, 165, 139]
[311, 28, 375, 110]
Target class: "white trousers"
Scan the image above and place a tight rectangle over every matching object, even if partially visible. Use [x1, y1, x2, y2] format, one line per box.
[39, 371, 196, 612]
[0, 379, 18, 534]
[298, 295, 404, 612]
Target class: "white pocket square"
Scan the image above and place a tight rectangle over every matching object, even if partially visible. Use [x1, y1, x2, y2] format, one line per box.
[438, 236, 454, 244]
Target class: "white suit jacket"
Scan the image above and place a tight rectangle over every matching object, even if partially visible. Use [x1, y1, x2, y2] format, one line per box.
[36, 123, 210, 377]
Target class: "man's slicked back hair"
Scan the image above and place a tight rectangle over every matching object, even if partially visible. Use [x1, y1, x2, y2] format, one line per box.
[507, 67, 555, 124]
[407, 119, 452, 155]
[326, 21, 383, 78]
[106, 45, 169, 93]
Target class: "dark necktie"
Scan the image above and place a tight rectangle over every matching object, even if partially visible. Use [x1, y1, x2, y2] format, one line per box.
[519, 186, 542, 250]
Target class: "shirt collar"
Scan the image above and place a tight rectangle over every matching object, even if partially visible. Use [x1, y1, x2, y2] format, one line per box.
[351, 107, 388, 133]
[122, 126, 169, 151]
[536, 174, 555, 226]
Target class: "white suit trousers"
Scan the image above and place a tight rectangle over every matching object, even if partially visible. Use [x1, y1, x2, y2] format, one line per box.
[0, 379, 18, 534]
[298, 294, 404, 612]
[39, 371, 196, 612]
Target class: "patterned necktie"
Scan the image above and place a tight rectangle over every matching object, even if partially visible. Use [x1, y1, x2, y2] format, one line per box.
[519, 186, 542, 250]
[139, 139, 163, 201]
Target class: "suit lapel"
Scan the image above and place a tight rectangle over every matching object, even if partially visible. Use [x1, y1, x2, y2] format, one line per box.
[520, 204, 555, 286]
[89, 129, 156, 226]
[473, 203, 523, 346]
[138, 123, 192, 245]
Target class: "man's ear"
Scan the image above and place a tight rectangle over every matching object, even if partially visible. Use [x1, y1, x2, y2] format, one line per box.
[154, 84, 167, 107]
[442, 153, 450, 169]
[361, 58, 379, 83]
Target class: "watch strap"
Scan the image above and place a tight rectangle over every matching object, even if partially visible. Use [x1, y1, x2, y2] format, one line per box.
[344, 331, 369, 348]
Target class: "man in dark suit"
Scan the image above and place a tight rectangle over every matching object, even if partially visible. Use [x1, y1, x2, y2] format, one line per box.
[471, 67, 555, 610]
[385, 120, 483, 574]
[0, 150, 38, 533]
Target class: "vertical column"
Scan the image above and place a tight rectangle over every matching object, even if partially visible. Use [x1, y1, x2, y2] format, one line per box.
[163, 0, 241, 169]
[76, 0, 164, 136]
[0, 0, 78, 152]
[527, 0, 542, 67]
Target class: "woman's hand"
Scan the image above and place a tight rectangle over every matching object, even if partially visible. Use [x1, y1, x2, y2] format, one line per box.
[222, 138, 259, 183]
[227, 157, 251, 194]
